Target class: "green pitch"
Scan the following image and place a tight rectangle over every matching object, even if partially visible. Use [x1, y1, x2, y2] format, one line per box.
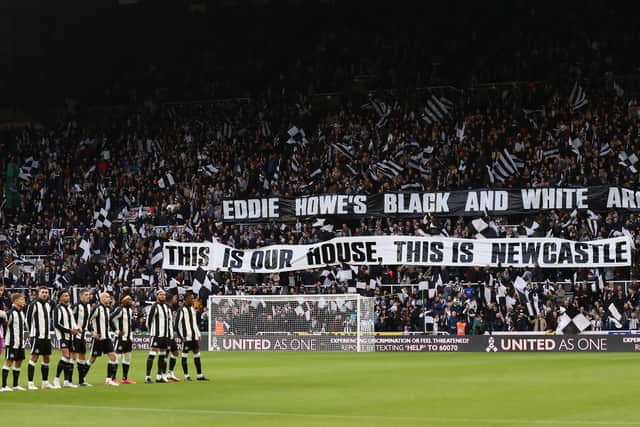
[1, 352, 638, 427]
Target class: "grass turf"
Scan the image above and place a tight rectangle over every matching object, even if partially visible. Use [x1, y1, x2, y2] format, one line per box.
[1, 352, 639, 427]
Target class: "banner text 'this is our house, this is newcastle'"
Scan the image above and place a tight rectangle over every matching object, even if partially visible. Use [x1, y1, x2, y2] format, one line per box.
[162, 236, 632, 273]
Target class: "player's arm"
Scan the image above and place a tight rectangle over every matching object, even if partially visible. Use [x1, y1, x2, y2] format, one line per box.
[175, 308, 184, 339]
[168, 309, 175, 338]
[111, 306, 123, 336]
[25, 302, 35, 330]
[194, 309, 201, 340]
[73, 305, 83, 334]
[20, 311, 28, 334]
[54, 305, 71, 334]
[69, 308, 79, 332]
[6, 310, 14, 332]
[145, 304, 156, 331]
[87, 305, 100, 338]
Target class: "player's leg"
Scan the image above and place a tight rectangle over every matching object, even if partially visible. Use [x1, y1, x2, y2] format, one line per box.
[145, 338, 160, 383]
[103, 340, 119, 386]
[73, 337, 91, 386]
[106, 356, 119, 385]
[2, 353, 13, 391]
[13, 357, 25, 390]
[119, 338, 135, 384]
[181, 346, 190, 380]
[112, 338, 121, 381]
[157, 346, 168, 382]
[121, 351, 135, 384]
[83, 339, 99, 384]
[78, 353, 91, 386]
[54, 344, 68, 388]
[27, 341, 39, 389]
[41, 339, 53, 388]
[167, 339, 180, 382]
[59, 345, 76, 388]
[192, 342, 208, 381]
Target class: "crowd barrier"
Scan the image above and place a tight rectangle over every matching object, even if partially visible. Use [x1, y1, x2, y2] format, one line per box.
[210, 333, 640, 353]
[13, 332, 640, 353]
[16, 332, 640, 353]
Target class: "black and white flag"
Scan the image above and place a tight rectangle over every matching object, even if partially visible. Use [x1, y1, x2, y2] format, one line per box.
[568, 82, 588, 111]
[141, 273, 154, 287]
[146, 139, 162, 154]
[54, 272, 72, 289]
[540, 147, 560, 160]
[618, 152, 638, 174]
[84, 165, 96, 179]
[94, 208, 111, 229]
[421, 95, 454, 124]
[151, 239, 163, 267]
[332, 143, 355, 162]
[118, 266, 129, 282]
[93, 196, 112, 229]
[222, 122, 233, 139]
[291, 156, 301, 173]
[608, 303, 623, 329]
[487, 149, 521, 183]
[203, 164, 219, 176]
[79, 238, 91, 262]
[192, 267, 212, 296]
[599, 143, 612, 157]
[259, 121, 271, 137]
[372, 160, 404, 178]
[18, 157, 38, 181]
[287, 127, 308, 146]
[587, 210, 599, 238]
[158, 172, 176, 189]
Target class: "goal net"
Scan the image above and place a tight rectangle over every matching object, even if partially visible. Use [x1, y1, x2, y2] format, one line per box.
[207, 294, 376, 352]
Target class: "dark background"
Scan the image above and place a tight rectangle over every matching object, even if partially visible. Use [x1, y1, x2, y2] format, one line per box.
[1, 0, 639, 116]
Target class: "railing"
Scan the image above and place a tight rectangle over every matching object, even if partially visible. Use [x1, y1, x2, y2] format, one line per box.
[377, 280, 636, 295]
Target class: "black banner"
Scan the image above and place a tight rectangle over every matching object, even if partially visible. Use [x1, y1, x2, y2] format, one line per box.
[212, 334, 640, 352]
[222, 186, 640, 222]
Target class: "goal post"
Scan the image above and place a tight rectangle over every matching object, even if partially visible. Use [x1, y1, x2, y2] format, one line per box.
[207, 294, 376, 352]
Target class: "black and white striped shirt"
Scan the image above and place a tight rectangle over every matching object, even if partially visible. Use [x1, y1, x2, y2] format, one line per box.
[88, 304, 112, 338]
[111, 306, 132, 341]
[146, 302, 172, 338]
[5, 307, 26, 349]
[74, 303, 91, 339]
[175, 306, 200, 342]
[26, 300, 52, 339]
[54, 303, 78, 341]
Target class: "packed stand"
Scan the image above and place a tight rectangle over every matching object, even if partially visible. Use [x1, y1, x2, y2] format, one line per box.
[2, 2, 640, 334]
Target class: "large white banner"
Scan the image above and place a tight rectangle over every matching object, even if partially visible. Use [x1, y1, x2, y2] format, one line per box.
[162, 236, 632, 273]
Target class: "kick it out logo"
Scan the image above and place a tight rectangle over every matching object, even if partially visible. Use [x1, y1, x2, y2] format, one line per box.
[485, 337, 498, 352]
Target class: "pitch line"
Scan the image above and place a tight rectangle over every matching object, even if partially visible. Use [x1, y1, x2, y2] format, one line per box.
[2, 402, 639, 426]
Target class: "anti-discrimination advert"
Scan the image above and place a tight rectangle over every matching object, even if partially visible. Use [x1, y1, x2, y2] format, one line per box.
[221, 186, 640, 221]
[162, 236, 632, 273]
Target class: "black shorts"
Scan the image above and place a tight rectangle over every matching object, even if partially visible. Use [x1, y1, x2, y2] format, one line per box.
[151, 337, 171, 349]
[31, 338, 52, 356]
[169, 338, 178, 352]
[5, 347, 26, 361]
[114, 338, 132, 354]
[59, 339, 71, 350]
[182, 340, 200, 353]
[71, 337, 87, 354]
[90, 339, 114, 357]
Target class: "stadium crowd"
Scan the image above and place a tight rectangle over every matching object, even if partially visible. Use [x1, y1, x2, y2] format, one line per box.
[2, 79, 639, 335]
[2, 1, 640, 337]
